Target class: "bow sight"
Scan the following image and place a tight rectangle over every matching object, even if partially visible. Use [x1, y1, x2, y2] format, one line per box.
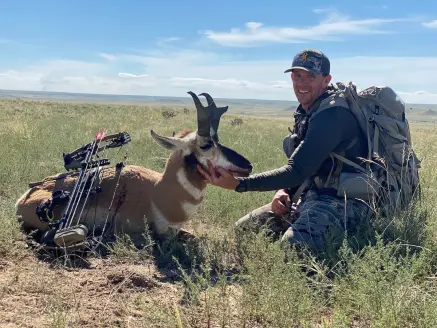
[36, 130, 131, 250]
[62, 131, 130, 171]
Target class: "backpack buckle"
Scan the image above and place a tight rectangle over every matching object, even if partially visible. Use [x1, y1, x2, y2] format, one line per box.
[368, 114, 375, 122]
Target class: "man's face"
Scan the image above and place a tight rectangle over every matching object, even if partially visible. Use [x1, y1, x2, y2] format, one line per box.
[291, 69, 331, 109]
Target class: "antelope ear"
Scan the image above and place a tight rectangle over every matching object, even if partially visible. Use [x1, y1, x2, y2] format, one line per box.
[150, 130, 187, 150]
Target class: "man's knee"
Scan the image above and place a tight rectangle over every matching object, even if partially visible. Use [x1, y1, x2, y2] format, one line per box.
[280, 226, 318, 251]
[235, 202, 277, 227]
[280, 223, 343, 253]
[279, 192, 369, 252]
[235, 202, 292, 235]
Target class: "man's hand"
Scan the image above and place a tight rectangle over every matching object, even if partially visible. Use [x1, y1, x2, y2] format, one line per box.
[271, 189, 291, 216]
[197, 160, 240, 190]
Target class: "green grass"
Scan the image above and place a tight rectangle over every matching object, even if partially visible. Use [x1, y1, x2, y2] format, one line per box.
[3, 98, 437, 327]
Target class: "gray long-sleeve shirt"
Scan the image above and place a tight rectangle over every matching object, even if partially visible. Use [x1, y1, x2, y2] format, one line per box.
[235, 105, 368, 192]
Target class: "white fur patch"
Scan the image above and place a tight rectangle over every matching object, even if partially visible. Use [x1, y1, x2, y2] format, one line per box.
[176, 168, 204, 201]
[197, 156, 209, 167]
[183, 131, 197, 141]
[150, 201, 169, 234]
[181, 132, 197, 156]
[214, 153, 234, 169]
[168, 222, 184, 230]
[181, 201, 199, 217]
[196, 149, 229, 168]
[197, 149, 238, 173]
[15, 188, 31, 209]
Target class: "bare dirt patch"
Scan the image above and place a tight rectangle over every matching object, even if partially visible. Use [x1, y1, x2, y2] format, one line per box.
[0, 252, 185, 327]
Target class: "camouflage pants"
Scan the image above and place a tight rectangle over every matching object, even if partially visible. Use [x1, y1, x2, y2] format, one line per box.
[235, 189, 373, 253]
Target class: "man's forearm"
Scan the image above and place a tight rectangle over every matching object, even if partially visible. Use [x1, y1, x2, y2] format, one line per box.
[234, 106, 357, 193]
[235, 160, 307, 192]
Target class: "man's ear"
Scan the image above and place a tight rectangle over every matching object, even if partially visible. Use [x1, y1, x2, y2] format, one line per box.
[150, 130, 187, 150]
[323, 74, 332, 87]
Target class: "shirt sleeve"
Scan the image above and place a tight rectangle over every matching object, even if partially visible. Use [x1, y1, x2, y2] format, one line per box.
[236, 106, 358, 192]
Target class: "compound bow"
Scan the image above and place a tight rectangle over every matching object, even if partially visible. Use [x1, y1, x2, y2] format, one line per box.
[35, 130, 132, 251]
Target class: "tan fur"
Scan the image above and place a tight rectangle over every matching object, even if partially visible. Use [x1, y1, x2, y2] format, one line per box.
[15, 128, 251, 240]
[174, 129, 194, 139]
[15, 159, 205, 236]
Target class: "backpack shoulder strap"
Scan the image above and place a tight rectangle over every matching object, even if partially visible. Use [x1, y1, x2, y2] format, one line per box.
[307, 85, 350, 122]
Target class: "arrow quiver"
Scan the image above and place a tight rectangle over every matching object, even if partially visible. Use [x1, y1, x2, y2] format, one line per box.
[36, 131, 131, 249]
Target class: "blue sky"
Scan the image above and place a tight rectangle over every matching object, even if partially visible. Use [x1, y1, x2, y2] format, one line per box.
[1, 0, 437, 103]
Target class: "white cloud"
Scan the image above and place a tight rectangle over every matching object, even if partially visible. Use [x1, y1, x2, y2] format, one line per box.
[115, 49, 227, 66]
[118, 73, 149, 78]
[28, 59, 106, 75]
[99, 53, 117, 61]
[29, 60, 107, 92]
[202, 10, 412, 46]
[167, 77, 288, 93]
[399, 91, 426, 95]
[1, 51, 437, 104]
[245, 22, 263, 30]
[423, 20, 437, 28]
[0, 70, 42, 90]
[157, 37, 181, 43]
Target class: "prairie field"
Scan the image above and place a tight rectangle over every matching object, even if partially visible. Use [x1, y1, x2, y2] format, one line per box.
[2, 97, 437, 328]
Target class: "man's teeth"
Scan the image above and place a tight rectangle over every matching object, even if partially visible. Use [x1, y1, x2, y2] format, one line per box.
[299, 90, 309, 94]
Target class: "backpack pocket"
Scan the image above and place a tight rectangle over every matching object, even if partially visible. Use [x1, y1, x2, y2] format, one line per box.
[372, 115, 410, 169]
[336, 172, 380, 201]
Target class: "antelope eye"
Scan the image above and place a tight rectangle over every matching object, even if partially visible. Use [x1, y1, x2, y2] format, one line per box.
[199, 141, 213, 151]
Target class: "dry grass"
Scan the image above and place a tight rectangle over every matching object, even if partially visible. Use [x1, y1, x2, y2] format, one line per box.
[2, 98, 437, 327]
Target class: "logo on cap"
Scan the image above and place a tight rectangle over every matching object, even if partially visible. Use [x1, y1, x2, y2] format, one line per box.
[283, 49, 330, 75]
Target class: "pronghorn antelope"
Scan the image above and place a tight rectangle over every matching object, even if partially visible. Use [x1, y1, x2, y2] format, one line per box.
[15, 91, 253, 246]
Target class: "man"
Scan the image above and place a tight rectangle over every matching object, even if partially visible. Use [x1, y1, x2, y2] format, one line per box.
[197, 48, 373, 254]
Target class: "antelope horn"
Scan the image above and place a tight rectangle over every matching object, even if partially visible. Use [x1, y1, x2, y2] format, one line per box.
[198, 92, 228, 143]
[187, 91, 211, 138]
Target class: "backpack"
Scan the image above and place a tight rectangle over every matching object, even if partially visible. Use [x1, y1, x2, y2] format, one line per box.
[329, 81, 421, 217]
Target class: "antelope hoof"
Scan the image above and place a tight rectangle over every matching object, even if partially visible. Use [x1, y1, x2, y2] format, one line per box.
[176, 228, 197, 241]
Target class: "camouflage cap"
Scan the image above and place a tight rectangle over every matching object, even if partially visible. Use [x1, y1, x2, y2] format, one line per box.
[284, 49, 330, 75]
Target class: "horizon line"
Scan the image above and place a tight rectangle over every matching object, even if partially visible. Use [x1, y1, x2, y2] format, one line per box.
[0, 88, 436, 107]
[0, 88, 297, 103]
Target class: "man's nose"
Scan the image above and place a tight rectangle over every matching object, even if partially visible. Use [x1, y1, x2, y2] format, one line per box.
[297, 80, 311, 86]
